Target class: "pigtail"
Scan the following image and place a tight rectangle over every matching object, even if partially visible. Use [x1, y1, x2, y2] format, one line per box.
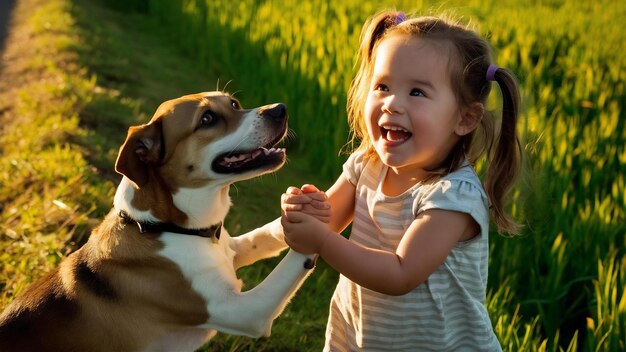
[485, 67, 523, 234]
[363, 12, 404, 61]
[346, 11, 405, 156]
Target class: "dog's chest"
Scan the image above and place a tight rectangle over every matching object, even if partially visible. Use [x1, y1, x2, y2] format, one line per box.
[148, 231, 240, 349]
[157, 229, 242, 297]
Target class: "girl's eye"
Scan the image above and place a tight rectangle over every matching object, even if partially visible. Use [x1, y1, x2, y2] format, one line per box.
[374, 83, 389, 92]
[410, 88, 425, 97]
[231, 99, 241, 109]
[199, 111, 219, 128]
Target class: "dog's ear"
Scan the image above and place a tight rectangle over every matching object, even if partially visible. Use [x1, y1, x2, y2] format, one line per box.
[115, 120, 163, 188]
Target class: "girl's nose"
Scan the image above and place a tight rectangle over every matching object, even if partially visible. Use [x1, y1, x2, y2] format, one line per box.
[382, 94, 403, 115]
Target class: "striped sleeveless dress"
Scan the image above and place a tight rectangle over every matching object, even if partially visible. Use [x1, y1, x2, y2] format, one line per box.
[323, 151, 501, 351]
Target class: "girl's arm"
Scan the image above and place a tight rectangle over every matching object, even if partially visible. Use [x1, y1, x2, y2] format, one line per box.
[324, 175, 356, 233]
[325, 209, 477, 295]
[283, 199, 478, 296]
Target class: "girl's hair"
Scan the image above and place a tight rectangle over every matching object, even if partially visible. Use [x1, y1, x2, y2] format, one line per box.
[346, 11, 522, 234]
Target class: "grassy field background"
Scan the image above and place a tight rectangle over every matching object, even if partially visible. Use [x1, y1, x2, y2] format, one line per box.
[0, 0, 624, 351]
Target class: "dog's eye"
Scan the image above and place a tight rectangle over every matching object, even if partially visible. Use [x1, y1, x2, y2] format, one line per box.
[231, 99, 241, 110]
[199, 111, 219, 128]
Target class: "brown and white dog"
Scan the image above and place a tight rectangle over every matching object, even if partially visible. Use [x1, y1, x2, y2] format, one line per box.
[0, 91, 314, 351]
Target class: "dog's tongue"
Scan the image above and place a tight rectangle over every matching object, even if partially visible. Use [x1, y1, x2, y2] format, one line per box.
[223, 152, 253, 164]
[387, 129, 411, 142]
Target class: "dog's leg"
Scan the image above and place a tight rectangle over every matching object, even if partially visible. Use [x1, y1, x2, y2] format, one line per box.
[202, 249, 314, 338]
[230, 218, 289, 269]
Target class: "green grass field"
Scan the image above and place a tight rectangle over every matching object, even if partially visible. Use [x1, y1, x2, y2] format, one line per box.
[0, 0, 624, 351]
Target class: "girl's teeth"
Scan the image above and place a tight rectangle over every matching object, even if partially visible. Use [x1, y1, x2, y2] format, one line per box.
[382, 126, 411, 142]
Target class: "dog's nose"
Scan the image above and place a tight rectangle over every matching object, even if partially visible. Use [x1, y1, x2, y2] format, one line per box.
[263, 103, 287, 122]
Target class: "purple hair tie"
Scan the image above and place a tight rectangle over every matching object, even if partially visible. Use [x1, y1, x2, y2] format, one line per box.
[396, 12, 406, 24]
[486, 64, 499, 81]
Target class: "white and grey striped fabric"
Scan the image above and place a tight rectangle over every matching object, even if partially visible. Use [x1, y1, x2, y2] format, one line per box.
[323, 151, 501, 352]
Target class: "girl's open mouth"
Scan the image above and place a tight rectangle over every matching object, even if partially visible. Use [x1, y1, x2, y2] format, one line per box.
[381, 125, 412, 143]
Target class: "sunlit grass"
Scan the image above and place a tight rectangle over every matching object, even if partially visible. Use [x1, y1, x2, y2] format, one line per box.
[1, 0, 624, 351]
[0, 0, 97, 302]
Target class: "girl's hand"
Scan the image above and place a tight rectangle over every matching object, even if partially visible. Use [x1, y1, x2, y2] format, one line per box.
[281, 184, 331, 223]
[281, 211, 331, 254]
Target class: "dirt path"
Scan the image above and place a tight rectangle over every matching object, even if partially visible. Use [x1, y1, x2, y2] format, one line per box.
[0, 0, 16, 127]
[0, 0, 17, 53]
[0, 0, 34, 125]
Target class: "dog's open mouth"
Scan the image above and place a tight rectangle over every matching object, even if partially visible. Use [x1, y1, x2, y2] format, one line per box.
[212, 127, 287, 174]
[213, 146, 286, 174]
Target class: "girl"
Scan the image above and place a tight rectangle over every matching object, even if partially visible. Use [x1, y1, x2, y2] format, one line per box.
[281, 10, 522, 351]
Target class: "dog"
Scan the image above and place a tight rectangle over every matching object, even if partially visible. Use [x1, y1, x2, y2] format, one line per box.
[0, 91, 315, 351]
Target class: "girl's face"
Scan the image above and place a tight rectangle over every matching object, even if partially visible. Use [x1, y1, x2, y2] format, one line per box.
[365, 35, 465, 179]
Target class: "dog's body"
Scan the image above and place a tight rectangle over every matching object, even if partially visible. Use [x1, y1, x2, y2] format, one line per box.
[0, 92, 313, 351]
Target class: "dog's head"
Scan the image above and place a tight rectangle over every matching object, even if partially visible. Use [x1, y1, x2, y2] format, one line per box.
[115, 91, 288, 190]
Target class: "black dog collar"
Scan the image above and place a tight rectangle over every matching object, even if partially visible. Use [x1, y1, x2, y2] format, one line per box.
[119, 211, 222, 243]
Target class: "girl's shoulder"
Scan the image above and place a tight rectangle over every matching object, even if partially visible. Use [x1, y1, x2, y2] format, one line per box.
[414, 164, 489, 222]
[440, 164, 485, 192]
